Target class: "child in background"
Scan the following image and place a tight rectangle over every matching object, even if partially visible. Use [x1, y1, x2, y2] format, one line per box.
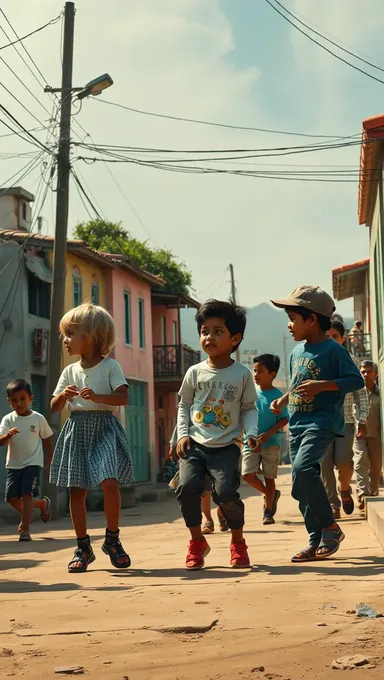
[50, 303, 134, 573]
[0, 379, 52, 541]
[321, 320, 368, 518]
[270, 286, 364, 562]
[176, 300, 258, 570]
[242, 354, 288, 525]
[354, 360, 382, 510]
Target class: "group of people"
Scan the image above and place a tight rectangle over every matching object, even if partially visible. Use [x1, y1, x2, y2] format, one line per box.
[0, 286, 382, 573]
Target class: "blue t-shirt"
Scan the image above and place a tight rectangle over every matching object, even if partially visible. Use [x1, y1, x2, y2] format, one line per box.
[257, 387, 288, 448]
[289, 339, 364, 436]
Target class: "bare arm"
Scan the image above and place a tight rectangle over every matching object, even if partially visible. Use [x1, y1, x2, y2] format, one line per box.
[79, 385, 129, 406]
[270, 392, 289, 414]
[42, 436, 53, 469]
[0, 428, 19, 446]
[51, 385, 79, 412]
[259, 418, 288, 444]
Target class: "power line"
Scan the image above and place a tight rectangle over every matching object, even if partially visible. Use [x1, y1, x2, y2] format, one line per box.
[71, 169, 104, 222]
[264, 0, 384, 86]
[271, 0, 384, 74]
[0, 12, 61, 52]
[0, 52, 55, 119]
[92, 97, 346, 139]
[0, 80, 48, 128]
[0, 103, 54, 153]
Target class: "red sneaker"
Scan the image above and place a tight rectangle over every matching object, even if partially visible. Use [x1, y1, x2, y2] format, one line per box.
[185, 538, 211, 570]
[230, 542, 250, 568]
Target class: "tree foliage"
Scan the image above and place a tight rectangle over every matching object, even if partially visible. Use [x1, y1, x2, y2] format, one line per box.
[74, 219, 192, 295]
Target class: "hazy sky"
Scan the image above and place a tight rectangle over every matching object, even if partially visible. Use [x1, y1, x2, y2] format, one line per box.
[1, 0, 382, 318]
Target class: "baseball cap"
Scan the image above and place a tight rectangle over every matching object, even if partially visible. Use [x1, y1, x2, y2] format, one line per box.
[271, 285, 335, 318]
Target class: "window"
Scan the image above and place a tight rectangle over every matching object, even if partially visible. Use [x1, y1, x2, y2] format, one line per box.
[161, 315, 166, 345]
[91, 281, 99, 305]
[72, 267, 82, 307]
[138, 298, 145, 348]
[28, 271, 50, 319]
[124, 291, 131, 345]
[172, 320, 178, 345]
[22, 202, 27, 221]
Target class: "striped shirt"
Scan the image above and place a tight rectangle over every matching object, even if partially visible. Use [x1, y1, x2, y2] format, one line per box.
[344, 356, 369, 424]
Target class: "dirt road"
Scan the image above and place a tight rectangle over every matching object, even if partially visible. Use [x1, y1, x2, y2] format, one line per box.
[1, 469, 384, 679]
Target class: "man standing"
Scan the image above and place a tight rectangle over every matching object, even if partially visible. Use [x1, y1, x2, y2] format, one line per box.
[354, 360, 382, 510]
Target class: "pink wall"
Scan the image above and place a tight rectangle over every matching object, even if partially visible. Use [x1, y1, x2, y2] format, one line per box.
[107, 269, 156, 479]
[152, 305, 179, 346]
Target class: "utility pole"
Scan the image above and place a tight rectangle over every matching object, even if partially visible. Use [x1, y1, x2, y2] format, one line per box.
[46, 1, 75, 414]
[43, 2, 75, 513]
[229, 263, 241, 363]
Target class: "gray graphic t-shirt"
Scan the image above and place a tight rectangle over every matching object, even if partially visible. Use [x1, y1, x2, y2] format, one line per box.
[178, 360, 258, 448]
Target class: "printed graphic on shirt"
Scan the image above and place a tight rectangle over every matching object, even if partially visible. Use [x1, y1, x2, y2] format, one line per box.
[194, 397, 232, 430]
[289, 356, 322, 413]
[30, 425, 37, 433]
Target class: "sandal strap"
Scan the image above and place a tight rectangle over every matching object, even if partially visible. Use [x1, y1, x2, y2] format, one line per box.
[319, 528, 342, 546]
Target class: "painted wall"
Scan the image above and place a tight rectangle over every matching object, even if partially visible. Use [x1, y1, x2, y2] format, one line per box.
[107, 268, 156, 480]
[368, 183, 384, 468]
[152, 305, 179, 346]
[0, 243, 50, 513]
[62, 252, 108, 369]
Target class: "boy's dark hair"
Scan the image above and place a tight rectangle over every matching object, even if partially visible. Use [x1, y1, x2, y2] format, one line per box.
[330, 319, 345, 337]
[253, 353, 280, 375]
[195, 299, 247, 352]
[285, 305, 332, 332]
[7, 379, 32, 398]
[360, 359, 378, 372]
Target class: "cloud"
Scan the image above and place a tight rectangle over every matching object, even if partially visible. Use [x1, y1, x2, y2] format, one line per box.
[0, 0, 376, 314]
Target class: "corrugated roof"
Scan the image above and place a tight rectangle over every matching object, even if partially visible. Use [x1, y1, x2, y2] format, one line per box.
[332, 258, 369, 276]
[0, 230, 164, 286]
[332, 258, 369, 301]
[358, 114, 384, 225]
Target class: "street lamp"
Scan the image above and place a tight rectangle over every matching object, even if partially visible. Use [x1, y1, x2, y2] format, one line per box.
[44, 72, 113, 98]
[77, 73, 113, 100]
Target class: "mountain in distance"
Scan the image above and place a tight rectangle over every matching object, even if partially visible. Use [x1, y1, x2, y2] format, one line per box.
[181, 303, 354, 381]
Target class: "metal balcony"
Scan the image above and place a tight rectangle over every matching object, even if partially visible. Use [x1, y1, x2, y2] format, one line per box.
[153, 344, 200, 383]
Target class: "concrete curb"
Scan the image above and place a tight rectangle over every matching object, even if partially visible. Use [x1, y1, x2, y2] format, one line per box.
[366, 496, 384, 549]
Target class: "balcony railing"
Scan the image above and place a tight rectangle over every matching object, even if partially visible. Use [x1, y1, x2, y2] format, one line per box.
[153, 344, 200, 379]
[345, 333, 372, 360]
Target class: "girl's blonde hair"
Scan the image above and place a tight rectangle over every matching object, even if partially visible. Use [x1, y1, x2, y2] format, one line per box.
[60, 303, 116, 356]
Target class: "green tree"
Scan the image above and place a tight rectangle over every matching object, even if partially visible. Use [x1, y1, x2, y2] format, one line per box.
[74, 219, 192, 295]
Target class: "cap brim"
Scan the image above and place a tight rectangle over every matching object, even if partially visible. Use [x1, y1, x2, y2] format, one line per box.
[270, 298, 298, 309]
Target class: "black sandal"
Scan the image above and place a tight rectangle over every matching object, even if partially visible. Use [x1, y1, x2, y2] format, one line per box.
[291, 545, 319, 563]
[102, 528, 131, 569]
[340, 487, 354, 516]
[316, 526, 345, 558]
[68, 535, 96, 573]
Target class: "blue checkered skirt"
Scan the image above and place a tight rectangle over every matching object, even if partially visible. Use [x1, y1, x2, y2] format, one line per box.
[50, 410, 135, 489]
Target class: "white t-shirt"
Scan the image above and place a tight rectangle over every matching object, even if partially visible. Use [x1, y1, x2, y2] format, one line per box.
[178, 360, 258, 448]
[53, 357, 128, 413]
[0, 411, 53, 469]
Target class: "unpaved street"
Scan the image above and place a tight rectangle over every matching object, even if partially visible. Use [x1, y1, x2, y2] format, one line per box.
[1, 469, 384, 679]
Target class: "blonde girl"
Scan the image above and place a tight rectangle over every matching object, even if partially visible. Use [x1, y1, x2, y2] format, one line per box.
[50, 304, 134, 572]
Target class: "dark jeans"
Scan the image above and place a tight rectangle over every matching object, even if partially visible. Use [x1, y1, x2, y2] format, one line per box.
[176, 441, 244, 529]
[290, 428, 335, 546]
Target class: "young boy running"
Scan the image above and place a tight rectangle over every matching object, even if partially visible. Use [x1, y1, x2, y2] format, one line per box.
[0, 379, 53, 541]
[270, 286, 364, 562]
[242, 354, 288, 525]
[176, 299, 258, 570]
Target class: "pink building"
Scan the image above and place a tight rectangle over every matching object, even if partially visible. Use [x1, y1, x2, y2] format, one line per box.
[106, 257, 200, 483]
[106, 256, 163, 483]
